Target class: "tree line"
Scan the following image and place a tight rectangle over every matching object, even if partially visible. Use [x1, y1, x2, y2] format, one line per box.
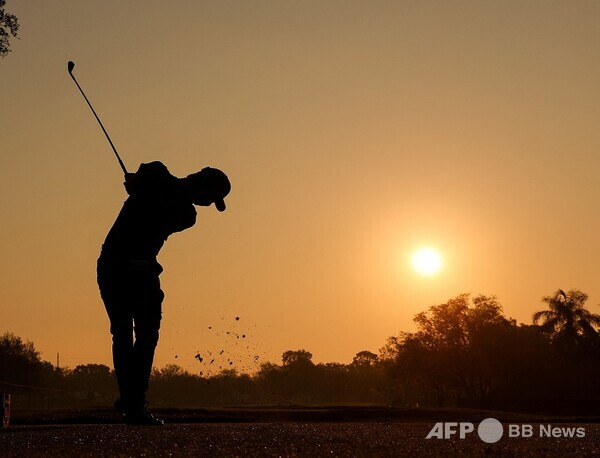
[2, 288, 600, 414]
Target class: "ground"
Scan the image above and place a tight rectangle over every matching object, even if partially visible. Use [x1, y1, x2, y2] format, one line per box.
[2, 422, 599, 456]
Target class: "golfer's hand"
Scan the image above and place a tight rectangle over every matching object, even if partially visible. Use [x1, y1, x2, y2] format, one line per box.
[124, 173, 136, 195]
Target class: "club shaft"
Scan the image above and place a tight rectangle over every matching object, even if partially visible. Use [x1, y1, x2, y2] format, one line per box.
[69, 73, 128, 175]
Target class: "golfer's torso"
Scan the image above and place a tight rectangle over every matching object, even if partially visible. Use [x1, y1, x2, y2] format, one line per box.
[101, 193, 197, 262]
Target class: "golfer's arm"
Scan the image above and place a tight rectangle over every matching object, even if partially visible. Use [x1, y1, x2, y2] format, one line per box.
[171, 205, 197, 233]
[124, 162, 170, 196]
[124, 173, 136, 195]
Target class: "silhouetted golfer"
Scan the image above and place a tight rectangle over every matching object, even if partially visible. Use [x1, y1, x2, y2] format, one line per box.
[97, 161, 231, 425]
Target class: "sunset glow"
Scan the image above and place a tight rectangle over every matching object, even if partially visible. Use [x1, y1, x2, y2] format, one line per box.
[2, 1, 600, 374]
[412, 247, 442, 277]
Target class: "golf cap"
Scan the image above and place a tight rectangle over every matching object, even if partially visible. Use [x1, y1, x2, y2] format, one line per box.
[196, 167, 231, 212]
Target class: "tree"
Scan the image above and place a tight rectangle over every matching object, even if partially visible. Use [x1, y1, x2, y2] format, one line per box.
[0, 332, 44, 385]
[0, 0, 19, 57]
[158, 364, 187, 378]
[282, 350, 313, 367]
[352, 351, 378, 367]
[533, 289, 600, 350]
[381, 294, 513, 406]
[68, 364, 116, 403]
[279, 350, 317, 403]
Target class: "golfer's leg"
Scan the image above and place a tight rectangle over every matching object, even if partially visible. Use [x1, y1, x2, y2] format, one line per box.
[97, 258, 135, 410]
[131, 275, 164, 407]
[110, 312, 134, 407]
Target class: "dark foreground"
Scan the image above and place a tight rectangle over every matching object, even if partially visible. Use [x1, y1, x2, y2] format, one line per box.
[2, 422, 599, 457]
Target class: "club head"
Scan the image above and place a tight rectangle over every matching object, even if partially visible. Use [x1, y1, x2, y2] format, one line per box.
[67, 61, 75, 74]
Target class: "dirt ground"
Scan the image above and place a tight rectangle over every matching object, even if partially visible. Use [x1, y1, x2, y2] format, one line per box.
[2, 422, 599, 457]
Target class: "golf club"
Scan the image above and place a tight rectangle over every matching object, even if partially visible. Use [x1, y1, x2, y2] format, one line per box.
[67, 60, 128, 175]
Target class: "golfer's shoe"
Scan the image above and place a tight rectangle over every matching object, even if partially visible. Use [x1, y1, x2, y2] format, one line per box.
[124, 406, 164, 426]
[114, 398, 127, 414]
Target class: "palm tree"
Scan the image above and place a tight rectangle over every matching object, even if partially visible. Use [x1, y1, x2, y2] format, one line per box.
[532, 289, 600, 350]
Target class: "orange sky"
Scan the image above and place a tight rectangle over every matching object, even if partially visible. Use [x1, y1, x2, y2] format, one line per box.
[2, 1, 600, 372]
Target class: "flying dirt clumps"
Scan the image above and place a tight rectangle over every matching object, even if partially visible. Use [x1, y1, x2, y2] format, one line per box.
[186, 315, 266, 376]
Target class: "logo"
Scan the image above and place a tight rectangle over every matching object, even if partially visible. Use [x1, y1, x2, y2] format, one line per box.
[426, 418, 585, 443]
[477, 418, 503, 443]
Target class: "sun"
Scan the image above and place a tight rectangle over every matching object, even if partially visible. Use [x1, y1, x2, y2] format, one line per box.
[412, 247, 443, 276]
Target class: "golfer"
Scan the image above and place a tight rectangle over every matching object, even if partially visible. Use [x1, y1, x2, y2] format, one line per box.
[97, 161, 231, 425]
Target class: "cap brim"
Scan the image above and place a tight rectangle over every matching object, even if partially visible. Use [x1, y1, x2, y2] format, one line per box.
[215, 199, 226, 212]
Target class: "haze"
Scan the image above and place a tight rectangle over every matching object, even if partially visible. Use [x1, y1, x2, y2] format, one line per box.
[2, 1, 600, 371]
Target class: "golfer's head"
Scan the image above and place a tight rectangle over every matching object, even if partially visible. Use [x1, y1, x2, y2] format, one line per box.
[187, 167, 231, 211]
